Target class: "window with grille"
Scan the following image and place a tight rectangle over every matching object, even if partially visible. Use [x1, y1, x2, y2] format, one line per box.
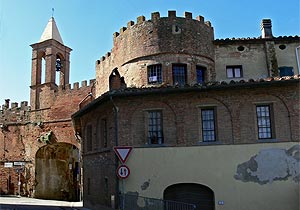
[226, 65, 242, 78]
[173, 64, 187, 86]
[148, 64, 162, 84]
[148, 110, 164, 144]
[256, 105, 273, 139]
[201, 108, 216, 142]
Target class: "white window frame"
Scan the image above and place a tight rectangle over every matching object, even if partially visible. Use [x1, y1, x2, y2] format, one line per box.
[226, 65, 242, 78]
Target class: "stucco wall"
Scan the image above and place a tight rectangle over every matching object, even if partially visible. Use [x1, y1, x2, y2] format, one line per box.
[215, 42, 268, 81]
[123, 142, 299, 210]
[275, 42, 299, 74]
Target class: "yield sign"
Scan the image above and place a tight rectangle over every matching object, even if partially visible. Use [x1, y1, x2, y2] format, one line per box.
[113, 146, 133, 163]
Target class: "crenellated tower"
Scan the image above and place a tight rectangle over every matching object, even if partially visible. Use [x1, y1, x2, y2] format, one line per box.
[30, 17, 72, 110]
[95, 11, 215, 97]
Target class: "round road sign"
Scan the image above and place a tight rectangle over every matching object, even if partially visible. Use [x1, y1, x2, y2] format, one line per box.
[117, 165, 130, 179]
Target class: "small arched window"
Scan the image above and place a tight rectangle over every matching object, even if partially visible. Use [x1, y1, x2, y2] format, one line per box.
[109, 68, 121, 90]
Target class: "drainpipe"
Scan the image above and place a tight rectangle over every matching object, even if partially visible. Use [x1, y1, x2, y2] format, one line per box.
[78, 92, 93, 108]
[296, 46, 300, 73]
[110, 95, 119, 209]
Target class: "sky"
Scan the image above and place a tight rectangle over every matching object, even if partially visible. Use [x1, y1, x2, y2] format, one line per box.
[0, 0, 299, 105]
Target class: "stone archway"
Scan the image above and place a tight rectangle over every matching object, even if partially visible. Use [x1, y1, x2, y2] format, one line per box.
[35, 143, 80, 201]
[164, 183, 215, 210]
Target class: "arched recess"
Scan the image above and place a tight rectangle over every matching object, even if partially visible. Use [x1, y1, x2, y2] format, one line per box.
[239, 93, 291, 142]
[129, 100, 177, 145]
[55, 53, 65, 86]
[38, 51, 46, 85]
[109, 68, 126, 90]
[164, 183, 215, 210]
[35, 143, 80, 201]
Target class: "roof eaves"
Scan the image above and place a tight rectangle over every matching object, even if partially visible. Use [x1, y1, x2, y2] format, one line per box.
[72, 75, 299, 119]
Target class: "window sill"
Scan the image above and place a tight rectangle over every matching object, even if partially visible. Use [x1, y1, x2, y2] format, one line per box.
[196, 140, 223, 146]
[142, 143, 169, 148]
[257, 139, 279, 143]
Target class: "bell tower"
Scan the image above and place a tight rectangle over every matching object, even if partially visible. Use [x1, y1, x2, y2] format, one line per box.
[30, 17, 72, 110]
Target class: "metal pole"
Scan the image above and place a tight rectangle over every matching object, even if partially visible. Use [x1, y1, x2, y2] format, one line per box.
[18, 169, 21, 197]
[7, 168, 10, 194]
[122, 179, 125, 210]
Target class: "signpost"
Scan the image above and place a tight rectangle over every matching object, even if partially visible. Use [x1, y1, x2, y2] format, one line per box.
[4, 162, 13, 168]
[113, 146, 132, 164]
[117, 165, 130, 179]
[113, 146, 133, 209]
[13, 162, 25, 166]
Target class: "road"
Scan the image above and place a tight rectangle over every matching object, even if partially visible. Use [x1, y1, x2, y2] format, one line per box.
[0, 196, 115, 210]
[0, 196, 90, 210]
[0, 203, 86, 210]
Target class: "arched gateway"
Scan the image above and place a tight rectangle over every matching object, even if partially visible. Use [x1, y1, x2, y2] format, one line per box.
[164, 183, 215, 210]
[35, 143, 80, 201]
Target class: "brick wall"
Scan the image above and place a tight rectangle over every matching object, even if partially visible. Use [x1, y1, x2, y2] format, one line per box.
[77, 80, 299, 208]
[96, 11, 215, 97]
[0, 79, 94, 196]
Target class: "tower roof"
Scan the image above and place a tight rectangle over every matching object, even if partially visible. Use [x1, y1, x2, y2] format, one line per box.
[39, 17, 64, 44]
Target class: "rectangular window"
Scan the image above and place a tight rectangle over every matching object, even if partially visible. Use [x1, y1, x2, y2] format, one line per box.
[173, 64, 187, 86]
[201, 108, 216, 142]
[196, 66, 206, 84]
[256, 105, 273, 139]
[148, 110, 164, 144]
[148, 64, 162, 84]
[86, 125, 93, 152]
[226, 65, 242, 78]
[279, 66, 294, 77]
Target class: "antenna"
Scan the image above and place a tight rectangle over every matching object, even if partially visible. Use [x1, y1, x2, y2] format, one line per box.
[52, 8, 54, 18]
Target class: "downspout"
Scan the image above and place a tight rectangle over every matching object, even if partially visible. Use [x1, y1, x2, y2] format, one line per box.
[110, 95, 119, 209]
[78, 92, 93, 108]
[295, 46, 300, 74]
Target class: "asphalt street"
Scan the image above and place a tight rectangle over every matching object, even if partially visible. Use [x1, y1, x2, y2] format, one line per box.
[0, 196, 90, 210]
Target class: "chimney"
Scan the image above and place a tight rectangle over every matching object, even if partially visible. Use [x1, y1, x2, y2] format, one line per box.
[261, 19, 273, 38]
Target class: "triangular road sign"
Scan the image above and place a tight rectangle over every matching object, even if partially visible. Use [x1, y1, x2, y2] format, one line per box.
[113, 146, 133, 163]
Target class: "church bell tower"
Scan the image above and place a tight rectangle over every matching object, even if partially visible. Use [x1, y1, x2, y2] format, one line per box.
[30, 17, 72, 110]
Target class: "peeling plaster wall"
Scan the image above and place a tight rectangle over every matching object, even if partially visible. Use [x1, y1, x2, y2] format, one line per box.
[123, 142, 299, 210]
[35, 143, 80, 201]
[235, 145, 300, 184]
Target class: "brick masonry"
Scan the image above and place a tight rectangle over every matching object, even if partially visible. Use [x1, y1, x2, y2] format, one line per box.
[75, 78, 299, 208]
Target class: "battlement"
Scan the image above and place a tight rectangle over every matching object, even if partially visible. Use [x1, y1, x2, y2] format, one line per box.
[112, 11, 212, 39]
[0, 99, 30, 124]
[0, 99, 30, 112]
[96, 11, 214, 66]
[57, 79, 96, 93]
